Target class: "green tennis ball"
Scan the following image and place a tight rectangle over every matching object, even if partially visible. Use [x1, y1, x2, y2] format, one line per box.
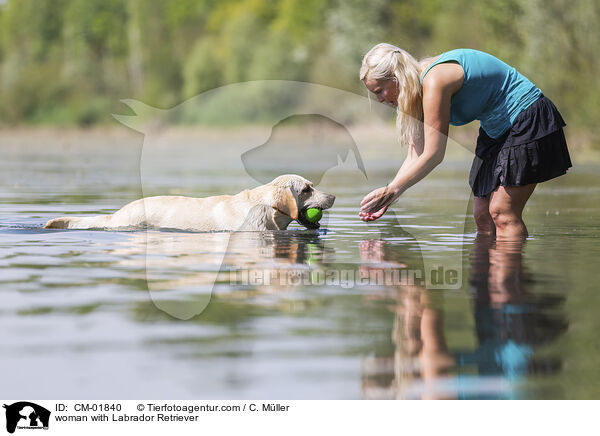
[305, 208, 322, 223]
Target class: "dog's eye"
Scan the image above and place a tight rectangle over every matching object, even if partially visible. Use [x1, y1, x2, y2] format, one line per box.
[302, 186, 312, 194]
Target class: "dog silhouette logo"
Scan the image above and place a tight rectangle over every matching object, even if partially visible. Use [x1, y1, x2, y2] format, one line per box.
[241, 114, 367, 185]
[3, 402, 50, 434]
[111, 80, 469, 319]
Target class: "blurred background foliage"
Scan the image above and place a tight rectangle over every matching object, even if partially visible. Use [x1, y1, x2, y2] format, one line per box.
[0, 0, 598, 146]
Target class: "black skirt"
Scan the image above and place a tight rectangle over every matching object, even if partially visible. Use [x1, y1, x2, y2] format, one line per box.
[469, 95, 572, 198]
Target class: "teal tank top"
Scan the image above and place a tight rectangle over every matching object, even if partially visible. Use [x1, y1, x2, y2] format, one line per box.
[420, 49, 542, 138]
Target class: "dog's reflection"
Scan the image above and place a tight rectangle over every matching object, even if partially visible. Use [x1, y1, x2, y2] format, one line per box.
[114, 229, 333, 293]
[360, 235, 567, 399]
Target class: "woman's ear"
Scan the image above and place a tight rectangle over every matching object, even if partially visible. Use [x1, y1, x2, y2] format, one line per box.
[272, 187, 298, 220]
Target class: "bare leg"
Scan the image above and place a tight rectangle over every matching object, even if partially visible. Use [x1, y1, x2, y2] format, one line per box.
[473, 195, 495, 236]
[489, 184, 537, 240]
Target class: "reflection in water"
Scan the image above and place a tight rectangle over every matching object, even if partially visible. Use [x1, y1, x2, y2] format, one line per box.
[463, 236, 567, 389]
[361, 235, 568, 399]
[112, 229, 334, 318]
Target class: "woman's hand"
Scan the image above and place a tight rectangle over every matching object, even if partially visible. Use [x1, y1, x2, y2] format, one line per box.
[359, 184, 401, 221]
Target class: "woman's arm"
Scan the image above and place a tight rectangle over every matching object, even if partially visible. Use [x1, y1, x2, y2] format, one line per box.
[387, 77, 452, 194]
[395, 139, 423, 178]
[360, 63, 463, 219]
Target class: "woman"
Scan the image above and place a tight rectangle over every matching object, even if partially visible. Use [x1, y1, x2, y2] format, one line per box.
[358, 43, 572, 239]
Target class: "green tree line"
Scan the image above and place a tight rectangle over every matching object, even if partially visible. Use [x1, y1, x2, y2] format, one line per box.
[0, 0, 597, 145]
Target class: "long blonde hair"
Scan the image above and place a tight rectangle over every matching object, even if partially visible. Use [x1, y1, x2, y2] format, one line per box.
[360, 43, 425, 147]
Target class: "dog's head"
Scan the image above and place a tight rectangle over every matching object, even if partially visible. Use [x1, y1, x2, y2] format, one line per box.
[268, 174, 335, 230]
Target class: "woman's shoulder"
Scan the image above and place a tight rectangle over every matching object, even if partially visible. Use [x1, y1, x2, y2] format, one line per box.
[421, 50, 465, 88]
[422, 62, 464, 94]
[421, 49, 471, 75]
[438, 48, 492, 60]
[423, 48, 505, 80]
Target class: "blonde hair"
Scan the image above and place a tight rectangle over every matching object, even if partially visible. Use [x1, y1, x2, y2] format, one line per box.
[360, 43, 425, 147]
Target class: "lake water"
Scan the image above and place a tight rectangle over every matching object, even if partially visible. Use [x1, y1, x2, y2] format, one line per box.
[1, 129, 599, 399]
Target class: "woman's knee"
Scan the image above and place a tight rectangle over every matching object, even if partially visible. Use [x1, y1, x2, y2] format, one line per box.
[489, 205, 521, 229]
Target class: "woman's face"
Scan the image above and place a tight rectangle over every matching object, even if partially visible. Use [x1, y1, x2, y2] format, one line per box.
[363, 78, 399, 107]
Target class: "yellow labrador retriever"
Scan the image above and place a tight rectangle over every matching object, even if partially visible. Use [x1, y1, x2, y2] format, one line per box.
[44, 174, 335, 231]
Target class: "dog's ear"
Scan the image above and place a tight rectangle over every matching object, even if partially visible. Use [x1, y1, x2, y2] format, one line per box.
[272, 186, 298, 220]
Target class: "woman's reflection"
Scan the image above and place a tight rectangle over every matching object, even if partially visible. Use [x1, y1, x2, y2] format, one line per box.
[461, 235, 567, 389]
[361, 235, 567, 399]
